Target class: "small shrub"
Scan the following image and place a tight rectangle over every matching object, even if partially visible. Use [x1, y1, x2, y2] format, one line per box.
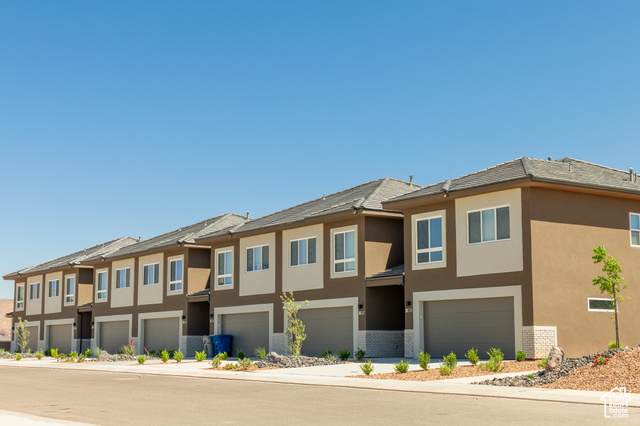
[418, 350, 431, 370]
[443, 352, 457, 370]
[439, 364, 452, 376]
[608, 340, 624, 349]
[51, 348, 59, 359]
[85, 348, 93, 358]
[69, 351, 78, 359]
[360, 360, 374, 375]
[516, 349, 527, 362]
[174, 350, 184, 363]
[218, 352, 228, 360]
[394, 360, 410, 373]
[15, 353, 22, 361]
[355, 348, 366, 361]
[211, 356, 221, 368]
[527, 374, 535, 379]
[138, 355, 146, 364]
[77, 354, 86, 363]
[195, 350, 207, 362]
[223, 363, 237, 370]
[36, 349, 44, 360]
[237, 349, 245, 360]
[161, 350, 170, 363]
[58, 354, 67, 362]
[465, 348, 479, 365]
[254, 347, 267, 359]
[95, 347, 102, 359]
[238, 357, 252, 369]
[482, 348, 505, 372]
[593, 353, 608, 366]
[44, 348, 52, 357]
[538, 357, 547, 369]
[322, 348, 334, 359]
[338, 349, 351, 361]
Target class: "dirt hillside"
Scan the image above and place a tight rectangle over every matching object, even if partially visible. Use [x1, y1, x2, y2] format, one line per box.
[0, 299, 12, 338]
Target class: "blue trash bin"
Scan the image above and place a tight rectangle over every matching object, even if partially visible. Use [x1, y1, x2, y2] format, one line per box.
[211, 335, 232, 356]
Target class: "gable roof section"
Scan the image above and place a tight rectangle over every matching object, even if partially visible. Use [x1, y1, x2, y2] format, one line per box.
[386, 157, 640, 204]
[3, 236, 138, 279]
[197, 178, 418, 240]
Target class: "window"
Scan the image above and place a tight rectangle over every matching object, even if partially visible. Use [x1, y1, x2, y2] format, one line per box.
[48, 280, 59, 298]
[65, 276, 75, 303]
[29, 282, 40, 300]
[116, 268, 131, 289]
[217, 250, 233, 286]
[97, 271, 107, 300]
[334, 230, 355, 273]
[291, 237, 317, 267]
[143, 263, 160, 285]
[468, 206, 510, 244]
[169, 258, 183, 292]
[16, 285, 24, 309]
[247, 245, 269, 272]
[416, 216, 443, 264]
[631, 213, 639, 246]
[588, 298, 615, 312]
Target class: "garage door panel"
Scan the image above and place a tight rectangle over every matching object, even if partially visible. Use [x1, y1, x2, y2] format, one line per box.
[425, 297, 515, 359]
[298, 307, 353, 357]
[100, 321, 129, 354]
[26, 326, 39, 352]
[49, 324, 72, 353]
[144, 318, 179, 352]
[221, 312, 269, 356]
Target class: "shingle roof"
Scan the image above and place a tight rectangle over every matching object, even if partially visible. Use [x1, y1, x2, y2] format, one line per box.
[366, 264, 405, 279]
[386, 157, 640, 204]
[196, 178, 418, 240]
[187, 289, 210, 298]
[94, 213, 248, 260]
[3, 236, 138, 279]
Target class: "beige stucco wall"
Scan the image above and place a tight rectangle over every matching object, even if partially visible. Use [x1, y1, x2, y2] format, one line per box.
[239, 233, 276, 296]
[44, 271, 63, 314]
[282, 224, 324, 292]
[138, 253, 164, 306]
[111, 258, 135, 308]
[26, 275, 43, 316]
[455, 188, 523, 277]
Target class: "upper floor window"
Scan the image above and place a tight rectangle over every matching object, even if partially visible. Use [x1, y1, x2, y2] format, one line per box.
[143, 263, 159, 285]
[29, 282, 40, 300]
[217, 250, 233, 286]
[468, 206, 510, 244]
[48, 280, 59, 298]
[247, 245, 269, 272]
[97, 271, 107, 300]
[65, 276, 75, 304]
[416, 216, 443, 264]
[291, 237, 317, 267]
[588, 297, 615, 312]
[116, 268, 131, 289]
[16, 285, 24, 309]
[334, 230, 355, 273]
[631, 213, 639, 246]
[169, 258, 183, 292]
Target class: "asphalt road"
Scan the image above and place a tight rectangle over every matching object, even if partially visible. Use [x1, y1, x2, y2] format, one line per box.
[0, 366, 631, 425]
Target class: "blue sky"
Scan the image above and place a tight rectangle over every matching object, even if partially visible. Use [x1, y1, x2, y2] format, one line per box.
[1, 1, 639, 299]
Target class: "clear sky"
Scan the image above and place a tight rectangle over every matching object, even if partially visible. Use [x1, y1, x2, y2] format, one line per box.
[1, 1, 639, 299]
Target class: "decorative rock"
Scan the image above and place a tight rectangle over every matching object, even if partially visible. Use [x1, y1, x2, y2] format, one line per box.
[256, 353, 344, 369]
[545, 346, 565, 373]
[99, 350, 112, 361]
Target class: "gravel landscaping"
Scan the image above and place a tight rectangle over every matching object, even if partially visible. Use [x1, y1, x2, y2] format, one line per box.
[255, 352, 344, 369]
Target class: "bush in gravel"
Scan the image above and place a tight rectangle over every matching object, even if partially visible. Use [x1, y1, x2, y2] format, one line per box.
[418, 350, 431, 370]
[322, 348, 334, 359]
[223, 364, 237, 370]
[160, 350, 170, 363]
[592, 353, 608, 366]
[174, 350, 184, 363]
[443, 352, 457, 370]
[121, 338, 136, 356]
[465, 348, 479, 365]
[254, 347, 267, 359]
[516, 349, 527, 362]
[211, 355, 221, 368]
[355, 348, 366, 361]
[95, 347, 102, 359]
[237, 349, 246, 360]
[238, 357, 252, 370]
[44, 348, 52, 357]
[14, 317, 30, 354]
[77, 354, 86, 363]
[360, 360, 374, 375]
[218, 352, 228, 360]
[51, 348, 59, 359]
[609, 340, 624, 349]
[69, 351, 78, 360]
[85, 349, 93, 358]
[338, 349, 351, 361]
[138, 355, 146, 364]
[195, 351, 207, 362]
[439, 364, 452, 376]
[479, 348, 505, 372]
[394, 360, 410, 373]
[36, 349, 44, 360]
[15, 353, 22, 361]
[538, 357, 547, 369]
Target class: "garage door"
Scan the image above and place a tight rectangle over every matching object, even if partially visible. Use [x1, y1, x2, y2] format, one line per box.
[221, 312, 269, 357]
[99, 321, 129, 354]
[424, 297, 515, 359]
[298, 307, 353, 357]
[144, 318, 180, 352]
[49, 324, 72, 353]
[25, 326, 39, 352]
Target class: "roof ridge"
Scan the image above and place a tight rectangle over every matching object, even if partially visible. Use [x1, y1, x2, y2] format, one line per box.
[359, 177, 389, 208]
[558, 157, 631, 174]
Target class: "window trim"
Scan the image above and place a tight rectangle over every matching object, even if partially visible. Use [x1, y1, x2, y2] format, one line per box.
[16, 284, 25, 310]
[467, 204, 511, 245]
[29, 282, 40, 300]
[416, 216, 444, 265]
[588, 297, 615, 312]
[331, 225, 358, 279]
[64, 275, 75, 305]
[47, 279, 60, 298]
[168, 256, 183, 293]
[115, 268, 131, 289]
[96, 270, 108, 301]
[215, 248, 234, 288]
[289, 236, 317, 267]
[630, 213, 640, 247]
[143, 263, 160, 286]
[246, 244, 270, 273]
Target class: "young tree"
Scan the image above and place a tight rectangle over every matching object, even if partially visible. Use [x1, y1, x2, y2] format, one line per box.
[281, 292, 309, 356]
[14, 317, 30, 354]
[592, 245, 628, 349]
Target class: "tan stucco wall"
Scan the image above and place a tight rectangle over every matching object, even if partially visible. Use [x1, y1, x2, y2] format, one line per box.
[44, 271, 63, 315]
[239, 233, 276, 296]
[282, 224, 324, 292]
[26, 275, 43, 316]
[455, 188, 523, 277]
[111, 258, 135, 308]
[137, 253, 164, 306]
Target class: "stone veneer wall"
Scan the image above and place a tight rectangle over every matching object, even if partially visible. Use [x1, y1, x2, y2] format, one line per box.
[404, 329, 414, 358]
[185, 335, 205, 356]
[522, 326, 557, 359]
[358, 331, 404, 357]
[272, 333, 286, 354]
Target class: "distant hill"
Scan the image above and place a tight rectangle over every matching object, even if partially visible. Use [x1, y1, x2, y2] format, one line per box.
[0, 300, 12, 339]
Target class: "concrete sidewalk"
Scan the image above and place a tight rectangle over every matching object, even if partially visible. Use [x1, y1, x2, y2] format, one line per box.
[1, 356, 637, 408]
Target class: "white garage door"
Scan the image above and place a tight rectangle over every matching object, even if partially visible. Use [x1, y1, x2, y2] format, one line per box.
[221, 312, 269, 357]
[298, 307, 353, 357]
[49, 324, 72, 353]
[99, 321, 129, 354]
[144, 318, 180, 352]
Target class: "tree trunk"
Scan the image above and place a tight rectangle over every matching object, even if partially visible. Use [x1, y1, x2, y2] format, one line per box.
[613, 285, 620, 349]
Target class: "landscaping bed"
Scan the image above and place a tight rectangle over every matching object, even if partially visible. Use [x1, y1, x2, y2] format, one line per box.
[255, 352, 344, 369]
